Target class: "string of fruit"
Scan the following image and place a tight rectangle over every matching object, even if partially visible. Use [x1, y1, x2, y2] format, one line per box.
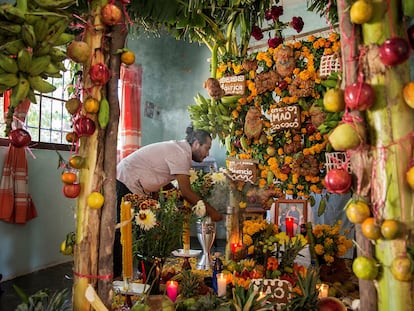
[0, 0, 77, 135]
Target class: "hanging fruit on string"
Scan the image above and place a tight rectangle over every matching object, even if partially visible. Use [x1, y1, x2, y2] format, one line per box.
[361, 217, 382, 240]
[349, 0, 373, 24]
[390, 255, 414, 282]
[324, 167, 352, 194]
[68, 155, 85, 169]
[101, 3, 122, 26]
[119, 49, 135, 65]
[345, 198, 371, 224]
[84, 97, 100, 114]
[352, 256, 379, 280]
[74, 116, 96, 137]
[402, 82, 414, 108]
[378, 37, 411, 66]
[66, 132, 79, 143]
[328, 121, 365, 151]
[323, 88, 345, 112]
[406, 160, 414, 189]
[344, 81, 375, 111]
[8, 128, 31, 148]
[68, 41, 91, 64]
[89, 63, 110, 85]
[87, 191, 105, 209]
[380, 219, 402, 240]
[62, 183, 81, 198]
[65, 97, 81, 115]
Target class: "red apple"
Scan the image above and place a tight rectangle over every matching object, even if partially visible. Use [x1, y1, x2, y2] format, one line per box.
[63, 183, 81, 198]
[9, 128, 31, 148]
[101, 3, 122, 26]
[379, 37, 411, 66]
[344, 82, 375, 111]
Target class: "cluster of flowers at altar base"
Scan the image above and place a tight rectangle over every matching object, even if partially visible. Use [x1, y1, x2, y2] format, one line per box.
[220, 218, 310, 290]
[312, 221, 353, 266]
[124, 190, 189, 260]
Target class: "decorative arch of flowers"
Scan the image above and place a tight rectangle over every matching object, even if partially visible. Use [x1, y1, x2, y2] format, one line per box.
[216, 33, 342, 200]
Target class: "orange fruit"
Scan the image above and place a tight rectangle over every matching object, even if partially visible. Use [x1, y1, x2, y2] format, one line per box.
[345, 200, 371, 224]
[403, 82, 414, 108]
[350, 0, 373, 24]
[390, 256, 414, 281]
[406, 166, 414, 189]
[323, 88, 345, 112]
[84, 97, 99, 114]
[352, 256, 378, 280]
[361, 217, 382, 240]
[61, 171, 77, 184]
[66, 132, 78, 143]
[121, 50, 135, 65]
[68, 155, 84, 169]
[87, 192, 105, 209]
[380, 219, 401, 240]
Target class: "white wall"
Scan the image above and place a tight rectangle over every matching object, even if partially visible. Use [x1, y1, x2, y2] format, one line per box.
[0, 147, 75, 281]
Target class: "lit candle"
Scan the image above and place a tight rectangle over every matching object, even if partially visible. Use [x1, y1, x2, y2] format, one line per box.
[318, 283, 329, 298]
[285, 217, 294, 238]
[217, 273, 227, 297]
[166, 280, 178, 302]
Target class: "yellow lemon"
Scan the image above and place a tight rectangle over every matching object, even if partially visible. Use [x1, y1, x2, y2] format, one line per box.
[84, 97, 100, 114]
[87, 191, 104, 209]
[350, 0, 373, 24]
[323, 88, 345, 112]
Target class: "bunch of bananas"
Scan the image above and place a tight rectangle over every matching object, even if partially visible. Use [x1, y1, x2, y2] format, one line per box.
[188, 93, 242, 140]
[0, 1, 76, 111]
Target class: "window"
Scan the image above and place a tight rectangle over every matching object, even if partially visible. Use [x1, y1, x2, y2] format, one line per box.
[0, 61, 74, 150]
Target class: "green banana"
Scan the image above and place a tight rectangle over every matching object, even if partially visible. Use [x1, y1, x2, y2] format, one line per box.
[98, 96, 110, 129]
[0, 84, 10, 93]
[10, 77, 30, 107]
[43, 19, 69, 46]
[33, 43, 51, 57]
[49, 47, 67, 62]
[317, 198, 326, 216]
[21, 24, 37, 48]
[43, 62, 60, 75]
[224, 135, 232, 153]
[2, 39, 25, 55]
[34, 18, 50, 42]
[28, 75, 57, 93]
[17, 49, 32, 73]
[52, 32, 75, 46]
[221, 94, 242, 105]
[2, 6, 26, 24]
[0, 73, 19, 87]
[0, 53, 18, 73]
[42, 71, 62, 79]
[0, 21, 22, 35]
[32, 0, 77, 10]
[240, 136, 249, 151]
[27, 88, 37, 104]
[28, 55, 51, 76]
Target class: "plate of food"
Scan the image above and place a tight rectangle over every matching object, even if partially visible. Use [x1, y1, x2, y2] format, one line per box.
[112, 281, 150, 294]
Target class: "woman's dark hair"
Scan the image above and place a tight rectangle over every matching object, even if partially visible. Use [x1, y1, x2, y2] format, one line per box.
[185, 124, 211, 145]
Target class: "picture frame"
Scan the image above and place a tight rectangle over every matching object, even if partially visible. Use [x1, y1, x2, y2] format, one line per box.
[275, 199, 307, 235]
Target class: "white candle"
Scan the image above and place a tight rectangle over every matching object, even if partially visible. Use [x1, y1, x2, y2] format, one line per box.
[318, 283, 329, 298]
[166, 280, 178, 302]
[217, 273, 227, 297]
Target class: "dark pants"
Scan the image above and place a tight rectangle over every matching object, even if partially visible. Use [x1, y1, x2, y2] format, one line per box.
[114, 180, 132, 279]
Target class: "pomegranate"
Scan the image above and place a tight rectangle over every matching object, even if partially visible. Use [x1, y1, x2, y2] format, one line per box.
[89, 63, 110, 85]
[324, 168, 352, 194]
[344, 82, 375, 110]
[379, 37, 410, 66]
[67, 41, 91, 63]
[74, 116, 96, 137]
[101, 3, 122, 26]
[9, 128, 31, 148]
[63, 183, 81, 198]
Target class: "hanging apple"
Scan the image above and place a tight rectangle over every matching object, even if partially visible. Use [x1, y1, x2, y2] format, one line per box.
[324, 168, 352, 194]
[9, 128, 31, 148]
[74, 116, 96, 137]
[344, 82, 375, 111]
[101, 3, 122, 26]
[379, 37, 411, 66]
[63, 183, 81, 198]
[89, 63, 110, 85]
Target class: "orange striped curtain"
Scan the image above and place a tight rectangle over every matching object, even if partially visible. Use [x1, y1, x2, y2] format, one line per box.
[0, 91, 37, 224]
[117, 63, 142, 162]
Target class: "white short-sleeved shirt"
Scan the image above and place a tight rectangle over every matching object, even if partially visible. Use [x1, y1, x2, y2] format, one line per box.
[116, 140, 192, 194]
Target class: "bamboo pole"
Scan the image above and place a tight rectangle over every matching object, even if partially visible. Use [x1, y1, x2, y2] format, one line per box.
[362, 1, 414, 310]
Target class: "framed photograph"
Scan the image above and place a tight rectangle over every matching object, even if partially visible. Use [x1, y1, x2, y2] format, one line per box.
[275, 199, 307, 235]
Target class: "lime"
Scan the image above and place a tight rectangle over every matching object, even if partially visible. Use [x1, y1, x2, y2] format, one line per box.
[346, 200, 371, 224]
[352, 256, 378, 280]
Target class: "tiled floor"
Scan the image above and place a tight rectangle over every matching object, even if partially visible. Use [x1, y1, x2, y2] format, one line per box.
[0, 238, 226, 310]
